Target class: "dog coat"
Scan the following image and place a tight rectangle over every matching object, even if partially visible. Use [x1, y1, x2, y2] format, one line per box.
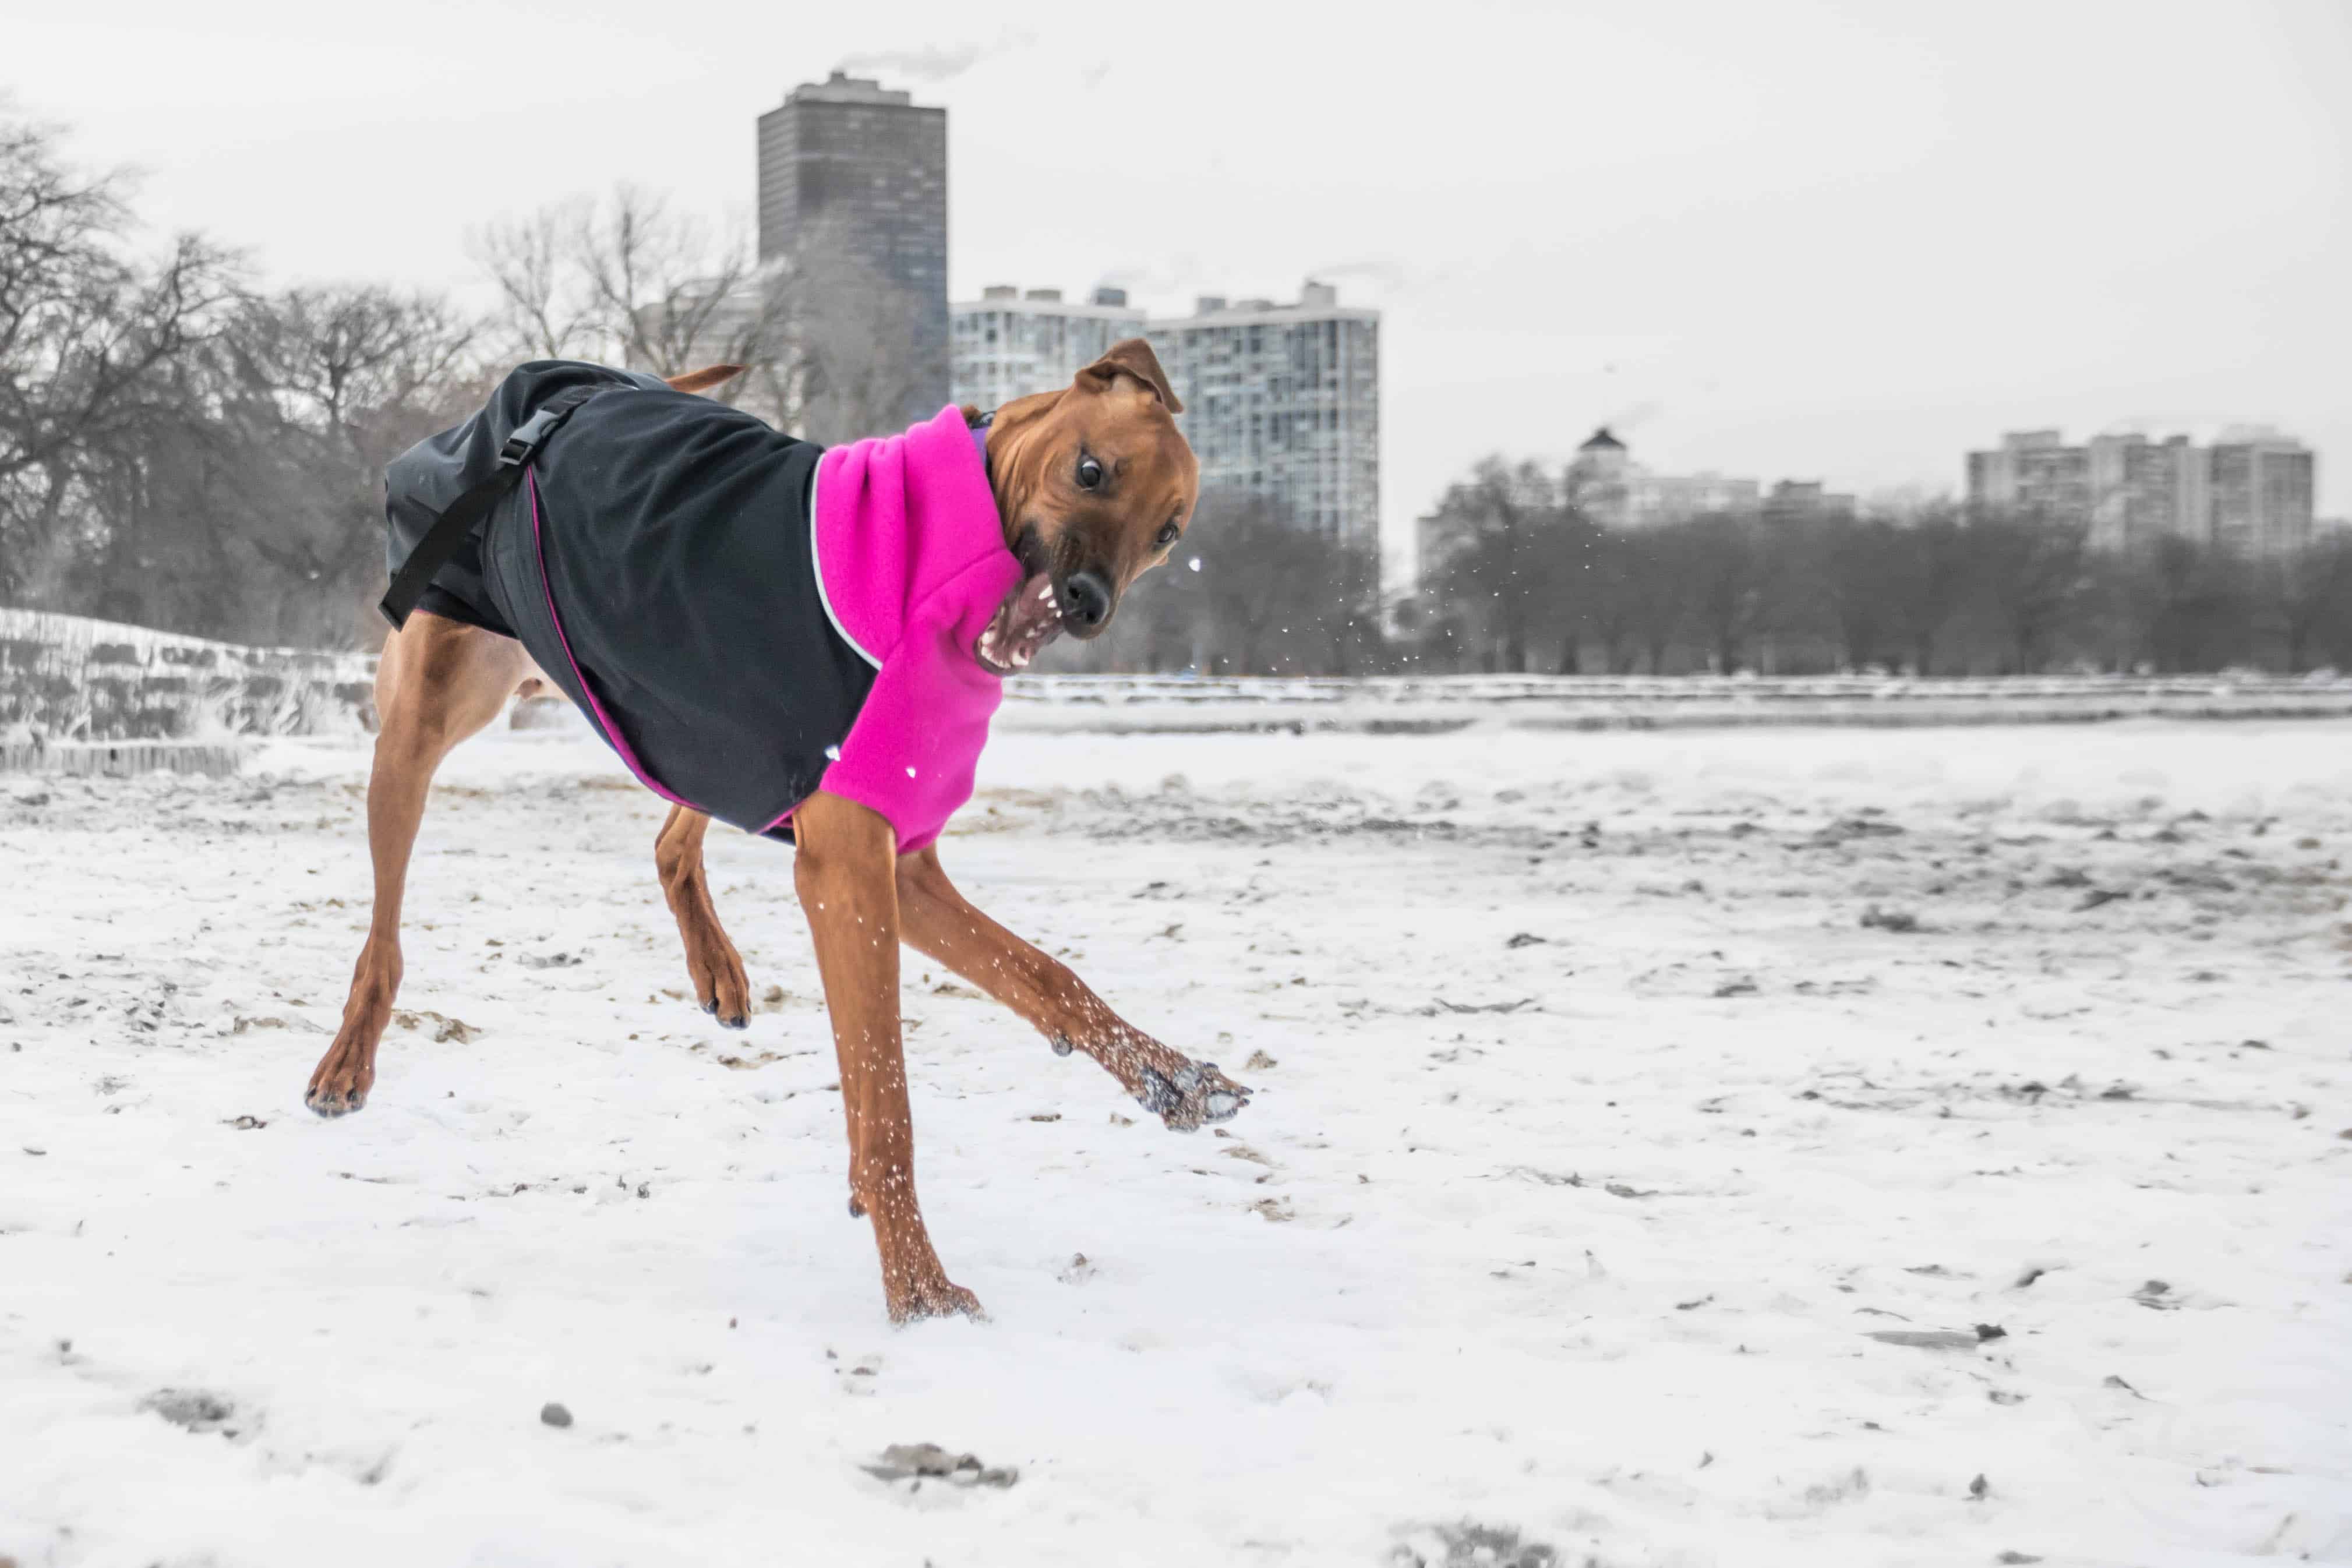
[384, 360, 1020, 853]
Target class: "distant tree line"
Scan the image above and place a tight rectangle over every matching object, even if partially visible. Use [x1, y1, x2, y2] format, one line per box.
[1398, 458, 2352, 677]
[1055, 458, 2352, 679]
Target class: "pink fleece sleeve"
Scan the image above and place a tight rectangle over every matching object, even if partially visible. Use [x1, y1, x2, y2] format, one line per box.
[817, 552, 1022, 854]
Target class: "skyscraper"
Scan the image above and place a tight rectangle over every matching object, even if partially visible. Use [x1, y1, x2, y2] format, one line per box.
[756, 72, 948, 423]
[2085, 433, 2205, 550]
[2208, 432, 2316, 557]
[1965, 431, 2093, 527]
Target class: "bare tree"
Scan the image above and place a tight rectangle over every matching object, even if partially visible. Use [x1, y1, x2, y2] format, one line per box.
[232, 284, 479, 467]
[2272, 537, 2352, 672]
[1419, 459, 1595, 672]
[218, 286, 482, 637]
[1046, 487, 1386, 676]
[1872, 503, 1975, 675]
[0, 115, 241, 601]
[574, 186, 772, 379]
[1968, 510, 2090, 673]
[1677, 513, 1771, 673]
[470, 188, 780, 391]
[1808, 516, 1917, 670]
[469, 200, 597, 361]
[1619, 528, 1694, 674]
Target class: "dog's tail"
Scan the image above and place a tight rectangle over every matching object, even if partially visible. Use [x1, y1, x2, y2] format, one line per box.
[665, 364, 747, 395]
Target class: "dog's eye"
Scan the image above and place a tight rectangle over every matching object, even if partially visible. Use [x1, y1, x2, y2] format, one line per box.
[1076, 456, 1103, 490]
[1156, 521, 1181, 549]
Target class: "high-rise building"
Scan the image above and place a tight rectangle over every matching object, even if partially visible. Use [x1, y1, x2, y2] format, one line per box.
[1966, 431, 2093, 527]
[949, 286, 1148, 409]
[1140, 282, 1380, 551]
[2085, 433, 2205, 550]
[2208, 432, 2316, 557]
[756, 72, 948, 422]
[1967, 428, 2315, 555]
[947, 278, 1383, 553]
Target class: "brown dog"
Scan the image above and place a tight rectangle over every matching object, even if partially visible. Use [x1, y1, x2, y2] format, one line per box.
[306, 343, 1249, 1322]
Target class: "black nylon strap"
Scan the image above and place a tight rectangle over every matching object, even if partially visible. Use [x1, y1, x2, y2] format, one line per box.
[379, 383, 610, 630]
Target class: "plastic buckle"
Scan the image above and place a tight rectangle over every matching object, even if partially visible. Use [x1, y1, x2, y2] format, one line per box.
[499, 408, 559, 467]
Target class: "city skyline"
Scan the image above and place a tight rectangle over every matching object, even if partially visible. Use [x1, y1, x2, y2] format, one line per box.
[14, 0, 2346, 574]
[1969, 427, 2319, 557]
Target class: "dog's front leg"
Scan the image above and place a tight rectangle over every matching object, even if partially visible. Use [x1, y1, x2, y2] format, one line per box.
[895, 847, 1249, 1131]
[791, 793, 981, 1323]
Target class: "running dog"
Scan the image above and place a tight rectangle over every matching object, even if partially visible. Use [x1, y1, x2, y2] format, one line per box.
[307, 344, 1249, 1321]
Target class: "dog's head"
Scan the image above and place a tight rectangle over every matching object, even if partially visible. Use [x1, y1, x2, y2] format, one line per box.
[972, 338, 1199, 673]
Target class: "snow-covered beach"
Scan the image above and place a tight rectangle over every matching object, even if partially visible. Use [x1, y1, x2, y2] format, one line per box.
[4, 717, 2349, 1566]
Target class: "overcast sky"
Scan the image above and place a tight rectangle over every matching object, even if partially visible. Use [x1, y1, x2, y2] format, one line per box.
[15, 0, 2349, 564]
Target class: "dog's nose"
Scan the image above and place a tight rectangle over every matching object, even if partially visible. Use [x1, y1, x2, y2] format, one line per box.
[1061, 570, 1113, 630]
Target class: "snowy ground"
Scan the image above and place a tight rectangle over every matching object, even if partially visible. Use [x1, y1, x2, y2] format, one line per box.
[3, 717, 2350, 1567]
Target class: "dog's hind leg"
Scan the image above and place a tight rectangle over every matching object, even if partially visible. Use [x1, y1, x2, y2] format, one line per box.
[306, 612, 532, 1117]
[655, 806, 753, 1028]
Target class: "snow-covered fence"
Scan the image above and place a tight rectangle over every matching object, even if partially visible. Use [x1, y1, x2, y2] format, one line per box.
[0, 608, 376, 775]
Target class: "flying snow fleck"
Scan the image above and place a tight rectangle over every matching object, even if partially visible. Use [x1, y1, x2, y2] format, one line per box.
[1188, 557, 1202, 572]
[825, 745, 841, 761]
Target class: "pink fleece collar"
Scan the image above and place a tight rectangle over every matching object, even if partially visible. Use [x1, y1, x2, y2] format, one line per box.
[811, 406, 1008, 663]
[792, 406, 1025, 853]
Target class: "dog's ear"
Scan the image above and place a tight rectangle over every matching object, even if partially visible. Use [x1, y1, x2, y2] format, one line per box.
[1079, 338, 1182, 416]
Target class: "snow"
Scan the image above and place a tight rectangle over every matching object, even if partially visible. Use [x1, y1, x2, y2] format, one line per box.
[4, 718, 2350, 1566]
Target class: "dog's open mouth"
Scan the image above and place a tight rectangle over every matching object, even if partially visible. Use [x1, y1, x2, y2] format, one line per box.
[974, 571, 1065, 675]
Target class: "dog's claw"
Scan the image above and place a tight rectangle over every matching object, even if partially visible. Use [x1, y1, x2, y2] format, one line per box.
[1134, 1057, 1251, 1132]
[1050, 1036, 1074, 1058]
[848, 1195, 867, 1219]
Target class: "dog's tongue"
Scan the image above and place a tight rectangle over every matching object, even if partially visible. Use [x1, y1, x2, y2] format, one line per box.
[974, 571, 1062, 674]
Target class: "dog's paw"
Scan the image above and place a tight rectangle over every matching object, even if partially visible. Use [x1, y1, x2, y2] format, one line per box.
[1135, 1058, 1251, 1132]
[304, 1085, 367, 1118]
[305, 1033, 377, 1119]
[889, 1277, 986, 1325]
